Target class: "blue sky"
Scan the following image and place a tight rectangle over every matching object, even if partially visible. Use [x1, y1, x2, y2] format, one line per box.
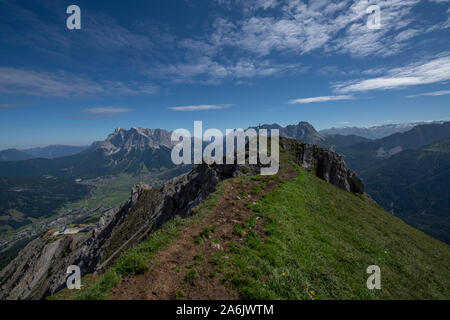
[0, 0, 449, 149]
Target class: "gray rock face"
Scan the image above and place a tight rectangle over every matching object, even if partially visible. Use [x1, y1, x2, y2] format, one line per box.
[0, 232, 91, 300]
[92, 127, 174, 156]
[280, 137, 365, 194]
[0, 138, 364, 299]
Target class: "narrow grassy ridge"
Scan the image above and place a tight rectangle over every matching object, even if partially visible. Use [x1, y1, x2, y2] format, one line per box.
[51, 160, 449, 300]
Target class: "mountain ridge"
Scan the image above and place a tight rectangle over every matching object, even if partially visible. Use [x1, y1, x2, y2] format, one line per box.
[0, 137, 364, 299]
[320, 120, 448, 139]
[340, 122, 450, 171]
[0, 149, 33, 162]
[0, 127, 180, 179]
[22, 145, 89, 159]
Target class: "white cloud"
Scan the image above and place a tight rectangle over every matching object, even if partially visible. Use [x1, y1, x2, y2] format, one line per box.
[154, 0, 440, 85]
[334, 54, 450, 93]
[81, 107, 131, 114]
[215, 0, 279, 12]
[288, 95, 354, 104]
[205, 0, 427, 58]
[168, 104, 232, 111]
[73, 106, 132, 120]
[407, 89, 450, 98]
[0, 67, 159, 97]
[148, 57, 300, 84]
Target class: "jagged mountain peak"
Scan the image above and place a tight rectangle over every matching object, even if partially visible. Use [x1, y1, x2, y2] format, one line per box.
[93, 127, 174, 155]
[250, 121, 325, 144]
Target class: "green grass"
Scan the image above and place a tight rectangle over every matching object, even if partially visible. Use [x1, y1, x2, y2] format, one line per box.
[49, 179, 230, 300]
[225, 165, 450, 300]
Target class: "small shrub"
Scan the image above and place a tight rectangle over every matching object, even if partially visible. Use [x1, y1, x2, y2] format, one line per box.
[175, 290, 185, 300]
[233, 223, 244, 237]
[251, 185, 262, 195]
[209, 252, 225, 266]
[193, 254, 205, 265]
[185, 269, 197, 283]
[195, 236, 204, 244]
[200, 227, 211, 238]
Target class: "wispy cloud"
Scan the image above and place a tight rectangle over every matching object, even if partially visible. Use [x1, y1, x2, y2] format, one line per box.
[72, 106, 132, 120]
[407, 89, 450, 98]
[81, 107, 131, 114]
[0, 102, 25, 110]
[334, 55, 450, 93]
[0, 67, 159, 97]
[0, 1, 169, 55]
[208, 0, 428, 58]
[148, 57, 301, 84]
[168, 104, 232, 111]
[148, 0, 441, 85]
[288, 95, 354, 104]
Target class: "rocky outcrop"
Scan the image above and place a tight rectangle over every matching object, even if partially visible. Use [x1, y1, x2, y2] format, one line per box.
[280, 137, 364, 194]
[0, 137, 364, 299]
[0, 231, 92, 299]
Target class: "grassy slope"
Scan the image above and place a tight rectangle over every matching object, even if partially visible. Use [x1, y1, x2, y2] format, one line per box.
[51, 160, 449, 300]
[226, 165, 449, 299]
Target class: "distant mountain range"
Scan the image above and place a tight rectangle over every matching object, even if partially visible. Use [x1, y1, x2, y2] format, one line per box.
[320, 121, 447, 139]
[22, 145, 89, 159]
[249, 121, 371, 150]
[0, 149, 34, 161]
[0, 145, 89, 161]
[339, 122, 450, 172]
[0, 127, 181, 179]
